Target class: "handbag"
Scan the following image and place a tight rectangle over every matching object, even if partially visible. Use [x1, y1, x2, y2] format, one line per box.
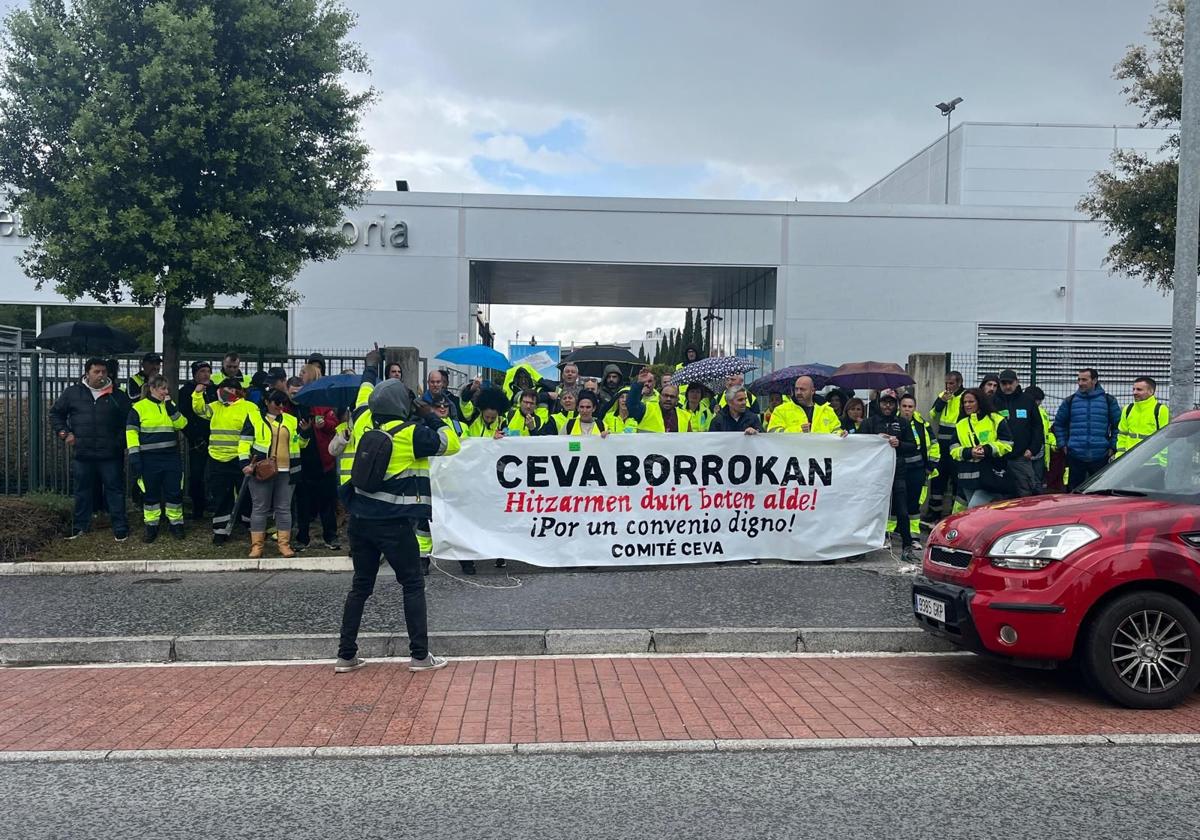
[251, 415, 283, 480]
[967, 416, 1015, 495]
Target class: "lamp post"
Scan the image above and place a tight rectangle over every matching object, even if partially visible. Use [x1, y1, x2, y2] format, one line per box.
[1171, 1, 1200, 415]
[935, 97, 963, 204]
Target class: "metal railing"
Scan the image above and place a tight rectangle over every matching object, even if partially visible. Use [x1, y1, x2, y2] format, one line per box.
[0, 349, 434, 496]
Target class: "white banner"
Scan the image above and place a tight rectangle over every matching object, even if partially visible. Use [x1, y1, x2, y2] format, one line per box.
[430, 433, 895, 566]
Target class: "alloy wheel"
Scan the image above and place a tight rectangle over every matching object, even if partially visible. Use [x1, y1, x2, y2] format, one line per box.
[1110, 609, 1192, 694]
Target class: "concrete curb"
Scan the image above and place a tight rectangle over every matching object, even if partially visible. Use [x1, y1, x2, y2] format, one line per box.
[0, 557, 355, 575]
[0, 626, 954, 665]
[4, 733, 1198, 763]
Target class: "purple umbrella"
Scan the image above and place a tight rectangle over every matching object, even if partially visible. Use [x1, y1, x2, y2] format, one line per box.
[748, 363, 836, 396]
[828, 361, 914, 391]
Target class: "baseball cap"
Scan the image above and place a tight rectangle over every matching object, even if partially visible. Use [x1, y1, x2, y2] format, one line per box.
[998, 368, 1018, 382]
[879, 389, 899, 402]
[142, 352, 162, 363]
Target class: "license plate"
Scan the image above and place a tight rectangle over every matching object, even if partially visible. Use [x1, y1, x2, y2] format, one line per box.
[914, 594, 947, 623]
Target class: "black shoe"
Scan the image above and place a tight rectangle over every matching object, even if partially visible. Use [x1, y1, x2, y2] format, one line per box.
[113, 532, 128, 543]
[212, 533, 228, 546]
[293, 539, 309, 552]
[143, 526, 159, 544]
[170, 523, 186, 540]
[323, 540, 341, 551]
[494, 559, 506, 569]
[460, 561, 477, 575]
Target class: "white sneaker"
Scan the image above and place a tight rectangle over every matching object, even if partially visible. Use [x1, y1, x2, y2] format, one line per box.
[409, 654, 449, 672]
[910, 539, 923, 552]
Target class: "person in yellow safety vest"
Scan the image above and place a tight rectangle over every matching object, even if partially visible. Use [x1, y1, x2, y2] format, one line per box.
[500, 390, 543, 437]
[126, 375, 188, 542]
[717, 372, 758, 412]
[602, 387, 639, 434]
[683, 383, 714, 432]
[892, 395, 941, 546]
[415, 392, 466, 575]
[126, 351, 162, 399]
[238, 389, 308, 559]
[211, 351, 253, 389]
[626, 380, 694, 432]
[633, 367, 660, 405]
[462, 386, 510, 438]
[950, 388, 1014, 510]
[675, 345, 702, 371]
[767, 376, 847, 436]
[543, 387, 579, 435]
[335, 378, 458, 675]
[925, 370, 965, 523]
[1116, 376, 1170, 461]
[192, 377, 257, 544]
[501, 363, 551, 424]
[557, 390, 609, 436]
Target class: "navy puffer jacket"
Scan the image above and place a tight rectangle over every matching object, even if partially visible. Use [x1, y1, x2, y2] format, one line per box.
[1052, 385, 1121, 462]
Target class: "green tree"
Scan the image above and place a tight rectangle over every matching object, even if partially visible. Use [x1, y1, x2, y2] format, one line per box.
[637, 343, 647, 364]
[0, 0, 375, 385]
[1078, 0, 1189, 292]
[653, 336, 663, 365]
[682, 308, 694, 354]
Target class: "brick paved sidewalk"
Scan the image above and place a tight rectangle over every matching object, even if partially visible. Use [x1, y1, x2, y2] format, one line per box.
[2, 654, 1199, 753]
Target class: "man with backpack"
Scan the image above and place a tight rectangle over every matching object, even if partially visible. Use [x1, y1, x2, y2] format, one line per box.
[1052, 368, 1122, 491]
[1115, 376, 1169, 460]
[334, 373, 460, 675]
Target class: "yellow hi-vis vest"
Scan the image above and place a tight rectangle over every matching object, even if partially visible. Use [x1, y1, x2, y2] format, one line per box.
[766, 400, 841, 434]
[126, 397, 186, 455]
[930, 391, 964, 444]
[352, 419, 457, 519]
[239, 411, 306, 474]
[337, 379, 377, 485]
[1115, 397, 1168, 458]
[635, 402, 694, 433]
[192, 392, 255, 463]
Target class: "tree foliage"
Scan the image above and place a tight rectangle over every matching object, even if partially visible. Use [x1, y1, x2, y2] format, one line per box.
[1078, 0, 1190, 293]
[0, 0, 376, 382]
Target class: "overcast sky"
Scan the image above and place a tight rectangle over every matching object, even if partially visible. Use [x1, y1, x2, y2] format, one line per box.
[338, 0, 1161, 354]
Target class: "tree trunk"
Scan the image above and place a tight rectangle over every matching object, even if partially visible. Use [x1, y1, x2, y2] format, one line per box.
[162, 300, 185, 392]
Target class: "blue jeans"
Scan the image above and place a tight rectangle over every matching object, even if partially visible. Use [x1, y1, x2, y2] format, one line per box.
[73, 458, 128, 536]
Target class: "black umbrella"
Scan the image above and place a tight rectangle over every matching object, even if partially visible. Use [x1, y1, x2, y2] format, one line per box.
[560, 344, 642, 379]
[34, 321, 139, 355]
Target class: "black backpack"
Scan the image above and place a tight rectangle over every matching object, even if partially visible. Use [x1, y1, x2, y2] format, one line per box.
[350, 421, 412, 493]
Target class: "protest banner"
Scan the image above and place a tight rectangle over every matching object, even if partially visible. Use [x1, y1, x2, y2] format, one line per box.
[430, 433, 894, 566]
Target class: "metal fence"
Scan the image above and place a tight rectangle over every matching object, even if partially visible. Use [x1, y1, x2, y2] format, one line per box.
[0, 349, 469, 496]
[948, 348, 1199, 415]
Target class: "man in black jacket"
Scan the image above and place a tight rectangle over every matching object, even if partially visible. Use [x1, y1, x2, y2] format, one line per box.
[992, 369, 1045, 497]
[708, 386, 762, 434]
[179, 361, 217, 519]
[50, 357, 132, 540]
[859, 390, 920, 561]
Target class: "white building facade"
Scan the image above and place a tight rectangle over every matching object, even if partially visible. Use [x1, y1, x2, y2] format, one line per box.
[0, 123, 1188, 387]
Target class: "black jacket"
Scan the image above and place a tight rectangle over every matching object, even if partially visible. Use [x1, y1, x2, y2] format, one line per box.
[708, 406, 762, 433]
[859, 412, 920, 481]
[50, 381, 132, 462]
[991, 386, 1045, 458]
[178, 381, 217, 443]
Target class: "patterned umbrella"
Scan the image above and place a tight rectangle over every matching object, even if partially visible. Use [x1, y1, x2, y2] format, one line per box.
[748, 363, 837, 396]
[828, 361, 914, 391]
[672, 355, 758, 386]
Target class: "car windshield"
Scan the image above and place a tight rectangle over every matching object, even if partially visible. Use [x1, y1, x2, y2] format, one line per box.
[1080, 419, 1200, 501]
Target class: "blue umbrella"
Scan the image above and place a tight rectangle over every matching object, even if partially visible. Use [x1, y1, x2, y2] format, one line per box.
[672, 356, 758, 386]
[748, 363, 837, 395]
[293, 373, 362, 410]
[435, 344, 510, 370]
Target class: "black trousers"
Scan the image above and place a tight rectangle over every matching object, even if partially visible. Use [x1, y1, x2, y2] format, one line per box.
[186, 440, 209, 518]
[890, 476, 913, 549]
[338, 516, 429, 661]
[1066, 454, 1109, 491]
[297, 469, 339, 544]
[206, 458, 244, 536]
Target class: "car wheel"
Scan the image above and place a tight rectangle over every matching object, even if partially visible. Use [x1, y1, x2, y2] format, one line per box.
[1082, 591, 1200, 709]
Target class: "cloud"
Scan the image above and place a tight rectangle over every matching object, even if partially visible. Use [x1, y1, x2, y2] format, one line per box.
[345, 0, 1157, 200]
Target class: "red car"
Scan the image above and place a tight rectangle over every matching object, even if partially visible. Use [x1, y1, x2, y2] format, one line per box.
[913, 409, 1200, 709]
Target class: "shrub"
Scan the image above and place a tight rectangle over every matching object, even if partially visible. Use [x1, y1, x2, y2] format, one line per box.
[0, 495, 71, 561]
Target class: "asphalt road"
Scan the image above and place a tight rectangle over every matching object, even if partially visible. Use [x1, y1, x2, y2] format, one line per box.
[4, 745, 1197, 840]
[0, 562, 916, 637]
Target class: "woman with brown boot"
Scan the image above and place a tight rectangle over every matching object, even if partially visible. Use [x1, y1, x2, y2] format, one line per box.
[239, 389, 307, 558]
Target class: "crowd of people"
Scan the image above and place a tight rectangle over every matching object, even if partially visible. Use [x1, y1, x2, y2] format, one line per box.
[46, 344, 1171, 670]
